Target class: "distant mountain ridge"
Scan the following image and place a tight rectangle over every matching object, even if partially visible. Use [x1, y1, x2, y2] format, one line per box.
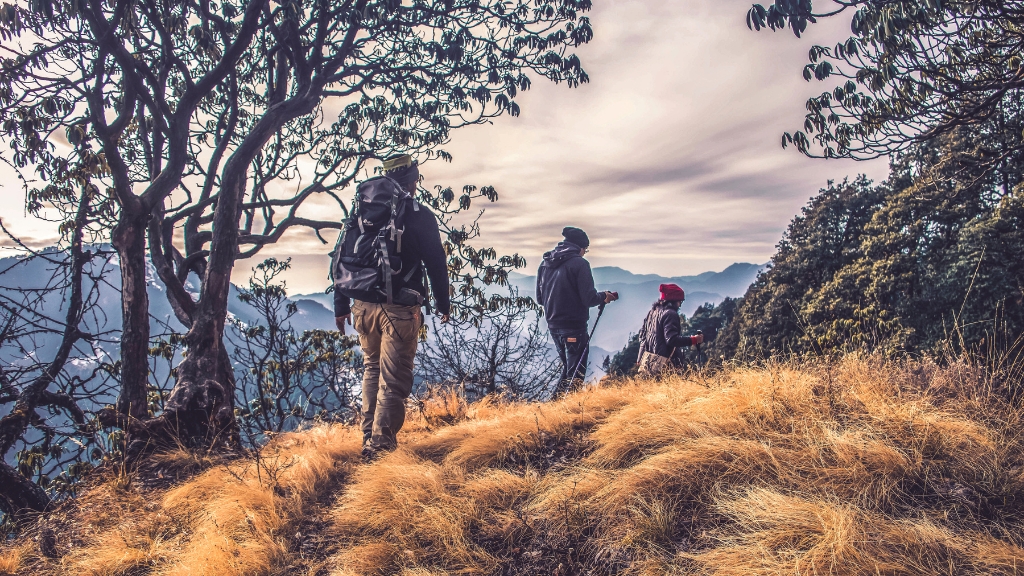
[511, 262, 763, 296]
[0, 247, 339, 376]
[1, 249, 759, 385]
[296, 262, 764, 377]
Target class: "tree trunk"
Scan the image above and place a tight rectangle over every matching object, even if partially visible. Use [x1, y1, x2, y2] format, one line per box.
[0, 460, 50, 519]
[155, 337, 238, 448]
[112, 210, 151, 421]
[128, 97, 318, 452]
[132, 176, 249, 451]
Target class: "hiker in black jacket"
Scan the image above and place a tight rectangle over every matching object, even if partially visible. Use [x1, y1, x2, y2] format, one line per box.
[333, 154, 450, 459]
[537, 227, 619, 397]
[637, 283, 704, 375]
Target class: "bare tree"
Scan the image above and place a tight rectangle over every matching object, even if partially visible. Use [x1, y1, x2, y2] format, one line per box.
[417, 295, 559, 401]
[0, 189, 122, 520]
[228, 258, 362, 444]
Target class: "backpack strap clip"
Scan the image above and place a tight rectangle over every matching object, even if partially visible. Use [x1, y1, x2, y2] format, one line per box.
[379, 235, 394, 305]
[391, 225, 404, 253]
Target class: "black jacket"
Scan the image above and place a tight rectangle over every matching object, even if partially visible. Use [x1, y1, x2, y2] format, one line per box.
[536, 241, 606, 333]
[638, 303, 696, 363]
[333, 206, 451, 316]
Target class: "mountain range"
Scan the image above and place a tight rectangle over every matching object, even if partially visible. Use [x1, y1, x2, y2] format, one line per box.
[0, 248, 762, 385]
[0, 248, 340, 379]
[297, 262, 764, 376]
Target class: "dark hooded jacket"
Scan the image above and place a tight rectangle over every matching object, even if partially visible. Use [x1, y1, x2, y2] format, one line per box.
[638, 302, 696, 364]
[536, 241, 606, 333]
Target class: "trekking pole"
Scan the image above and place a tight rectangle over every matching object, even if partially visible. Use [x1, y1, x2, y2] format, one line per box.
[695, 329, 705, 367]
[589, 301, 606, 341]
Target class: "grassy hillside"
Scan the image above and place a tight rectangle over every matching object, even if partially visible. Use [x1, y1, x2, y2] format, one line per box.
[3, 358, 1024, 575]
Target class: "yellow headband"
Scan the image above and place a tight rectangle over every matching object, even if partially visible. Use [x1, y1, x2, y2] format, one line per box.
[382, 154, 413, 172]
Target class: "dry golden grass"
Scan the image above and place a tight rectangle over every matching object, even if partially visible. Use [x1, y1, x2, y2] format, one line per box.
[321, 358, 1024, 575]
[0, 543, 28, 575]
[4, 356, 1024, 575]
[6, 423, 361, 576]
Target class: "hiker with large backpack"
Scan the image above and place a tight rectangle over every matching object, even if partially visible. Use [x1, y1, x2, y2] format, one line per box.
[537, 227, 619, 398]
[332, 154, 450, 459]
[636, 283, 704, 376]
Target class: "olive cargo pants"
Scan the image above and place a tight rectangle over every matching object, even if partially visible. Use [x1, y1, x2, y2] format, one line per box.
[352, 300, 422, 451]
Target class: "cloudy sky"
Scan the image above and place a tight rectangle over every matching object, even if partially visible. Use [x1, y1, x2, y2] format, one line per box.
[350, 0, 887, 294]
[0, 0, 889, 296]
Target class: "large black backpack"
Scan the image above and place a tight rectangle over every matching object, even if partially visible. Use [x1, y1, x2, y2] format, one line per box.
[331, 176, 422, 305]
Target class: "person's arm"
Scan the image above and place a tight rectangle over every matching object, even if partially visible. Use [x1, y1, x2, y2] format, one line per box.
[334, 289, 351, 317]
[536, 265, 547, 308]
[416, 210, 452, 317]
[334, 290, 351, 334]
[662, 311, 694, 348]
[574, 260, 607, 308]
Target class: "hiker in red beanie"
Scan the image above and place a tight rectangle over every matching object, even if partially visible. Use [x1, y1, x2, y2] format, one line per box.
[636, 283, 704, 375]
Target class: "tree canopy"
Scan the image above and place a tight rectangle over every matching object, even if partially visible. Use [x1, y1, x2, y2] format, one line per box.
[727, 0, 1024, 359]
[748, 0, 1024, 161]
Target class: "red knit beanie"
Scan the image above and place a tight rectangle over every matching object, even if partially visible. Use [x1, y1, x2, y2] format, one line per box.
[659, 283, 685, 302]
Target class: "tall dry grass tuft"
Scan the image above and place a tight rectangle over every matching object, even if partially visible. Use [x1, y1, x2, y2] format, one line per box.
[4, 356, 1024, 575]
[328, 451, 502, 575]
[409, 383, 633, 471]
[415, 385, 469, 428]
[690, 487, 1024, 575]
[6, 423, 360, 576]
[0, 543, 28, 576]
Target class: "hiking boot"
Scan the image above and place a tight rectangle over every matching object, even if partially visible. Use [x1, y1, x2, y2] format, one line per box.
[360, 436, 378, 462]
[360, 445, 379, 462]
[361, 438, 399, 462]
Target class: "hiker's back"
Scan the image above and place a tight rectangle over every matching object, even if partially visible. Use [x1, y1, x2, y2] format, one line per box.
[639, 306, 674, 357]
[537, 243, 597, 333]
[331, 154, 451, 460]
[636, 286, 701, 375]
[537, 228, 618, 398]
[332, 176, 428, 306]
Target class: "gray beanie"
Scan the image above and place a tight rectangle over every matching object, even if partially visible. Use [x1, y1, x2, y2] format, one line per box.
[562, 226, 590, 249]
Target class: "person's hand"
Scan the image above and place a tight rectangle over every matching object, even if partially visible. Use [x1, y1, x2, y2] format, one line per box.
[335, 314, 351, 334]
[439, 313, 451, 323]
[690, 333, 704, 346]
[604, 291, 619, 303]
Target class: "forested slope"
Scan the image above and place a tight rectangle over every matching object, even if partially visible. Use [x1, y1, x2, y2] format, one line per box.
[668, 125, 1024, 364]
